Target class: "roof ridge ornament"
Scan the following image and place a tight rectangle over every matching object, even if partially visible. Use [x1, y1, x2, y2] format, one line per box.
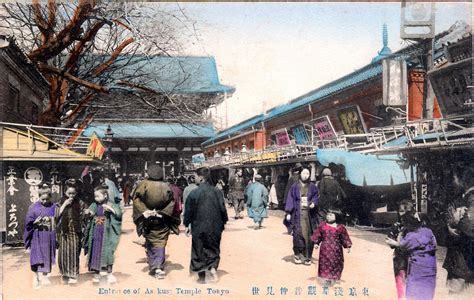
[372, 23, 392, 63]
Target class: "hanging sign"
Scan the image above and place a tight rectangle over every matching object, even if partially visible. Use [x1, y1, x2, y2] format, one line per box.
[337, 105, 367, 134]
[291, 125, 310, 145]
[314, 115, 337, 140]
[273, 129, 291, 146]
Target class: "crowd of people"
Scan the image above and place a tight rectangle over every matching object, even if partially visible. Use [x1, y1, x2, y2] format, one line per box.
[22, 162, 473, 300]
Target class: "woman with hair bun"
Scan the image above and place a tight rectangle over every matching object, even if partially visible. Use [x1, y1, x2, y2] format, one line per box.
[386, 212, 437, 300]
[56, 179, 87, 284]
[24, 184, 58, 289]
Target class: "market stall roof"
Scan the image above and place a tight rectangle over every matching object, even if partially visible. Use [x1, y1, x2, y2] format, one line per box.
[83, 122, 215, 139]
[1, 126, 98, 161]
[316, 149, 410, 186]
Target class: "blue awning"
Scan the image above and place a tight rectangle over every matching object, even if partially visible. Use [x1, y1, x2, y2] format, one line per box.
[83, 122, 215, 139]
[316, 149, 410, 186]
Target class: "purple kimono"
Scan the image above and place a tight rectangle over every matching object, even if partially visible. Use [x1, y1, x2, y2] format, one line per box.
[284, 182, 319, 260]
[400, 227, 437, 300]
[24, 201, 58, 273]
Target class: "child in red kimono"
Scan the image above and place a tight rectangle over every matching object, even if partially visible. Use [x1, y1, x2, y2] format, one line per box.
[311, 209, 352, 286]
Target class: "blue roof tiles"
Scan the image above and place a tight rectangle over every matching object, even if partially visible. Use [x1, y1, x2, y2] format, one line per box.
[83, 122, 215, 139]
[202, 114, 264, 146]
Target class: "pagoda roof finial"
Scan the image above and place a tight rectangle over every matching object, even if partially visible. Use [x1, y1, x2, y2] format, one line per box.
[372, 23, 392, 63]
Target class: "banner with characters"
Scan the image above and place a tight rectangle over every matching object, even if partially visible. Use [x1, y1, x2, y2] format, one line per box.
[4, 163, 63, 244]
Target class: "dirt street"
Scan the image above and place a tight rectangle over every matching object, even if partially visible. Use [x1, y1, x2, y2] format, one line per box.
[1, 207, 457, 300]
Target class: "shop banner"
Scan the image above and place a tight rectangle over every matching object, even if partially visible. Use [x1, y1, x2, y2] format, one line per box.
[314, 115, 337, 140]
[86, 132, 106, 160]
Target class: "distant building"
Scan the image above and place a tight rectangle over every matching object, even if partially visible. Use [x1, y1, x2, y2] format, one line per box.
[82, 56, 235, 176]
[0, 35, 48, 124]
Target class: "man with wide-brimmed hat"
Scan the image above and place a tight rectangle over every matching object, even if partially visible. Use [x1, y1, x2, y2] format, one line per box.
[228, 168, 246, 219]
[132, 164, 181, 279]
[184, 167, 228, 283]
[318, 168, 346, 221]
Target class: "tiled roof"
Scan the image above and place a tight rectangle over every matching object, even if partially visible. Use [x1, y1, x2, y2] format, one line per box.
[83, 122, 215, 139]
[203, 23, 469, 146]
[264, 62, 383, 121]
[202, 114, 264, 146]
[111, 55, 235, 94]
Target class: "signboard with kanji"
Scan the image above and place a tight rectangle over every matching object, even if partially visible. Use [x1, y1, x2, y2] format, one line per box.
[290, 124, 310, 145]
[4, 163, 63, 244]
[337, 105, 367, 135]
[273, 129, 291, 146]
[314, 115, 337, 140]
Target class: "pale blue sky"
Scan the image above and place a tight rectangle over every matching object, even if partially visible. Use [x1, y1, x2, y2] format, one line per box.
[172, 2, 472, 128]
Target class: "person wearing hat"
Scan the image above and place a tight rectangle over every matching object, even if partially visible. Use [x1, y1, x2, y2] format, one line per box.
[184, 167, 228, 283]
[182, 175, 199, 216]
[132, 164, 181, 279]
[318, 168, 346, 221]
[228, 168, 246, 219]
[245, 174, 269, 230]
[283, 164, 303, 208]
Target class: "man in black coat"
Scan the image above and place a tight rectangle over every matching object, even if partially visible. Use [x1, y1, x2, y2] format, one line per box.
[317, 168, 346, 220]
[184, 167, 228, 283]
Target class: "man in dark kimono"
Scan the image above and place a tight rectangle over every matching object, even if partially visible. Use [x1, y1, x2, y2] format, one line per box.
[184, 167, 228, 283]
[317, 168, 346, 220]
[133, 164, 181, 279]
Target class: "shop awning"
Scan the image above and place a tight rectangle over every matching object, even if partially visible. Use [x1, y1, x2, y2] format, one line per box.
[316, 149, 409, 186]
[1, 126, 98, 161]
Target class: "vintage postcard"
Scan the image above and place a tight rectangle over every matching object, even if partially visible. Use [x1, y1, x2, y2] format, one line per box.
[0, 1, 472, 299]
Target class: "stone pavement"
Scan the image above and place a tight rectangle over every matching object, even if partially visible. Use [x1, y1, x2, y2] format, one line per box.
[0, 206, 462, 300]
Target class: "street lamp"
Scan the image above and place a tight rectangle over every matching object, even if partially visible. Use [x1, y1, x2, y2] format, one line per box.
[104, 125, 114, 173]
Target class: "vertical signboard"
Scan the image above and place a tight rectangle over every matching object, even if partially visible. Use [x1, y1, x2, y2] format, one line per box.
[4, 163, 63, 244]
[382, 59, 408, 106]
[313, 115, 337, 140]
[290, 124, 310, 145]
[337, 105, 367, 134]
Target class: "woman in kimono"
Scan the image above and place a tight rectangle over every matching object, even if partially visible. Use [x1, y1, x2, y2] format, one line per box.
[24, 184, 58, 289]
[133, 164, 181, 279]
[284, 167, 319, 265]
[246, 174, 269, 229]
[56, 179, 87, 284]
[386, 212, 437, 300]
[311, 209, 352, 286]
[84, 184, 122, 284]
[386, 200, 413, 300]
